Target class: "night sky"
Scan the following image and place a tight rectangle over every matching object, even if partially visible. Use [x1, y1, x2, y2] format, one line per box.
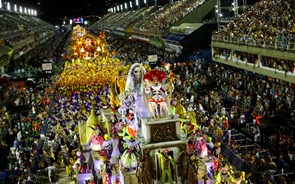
[9, 0, 116, 24]
[7, 0, 179, 24]
[8, 0, 260, 25]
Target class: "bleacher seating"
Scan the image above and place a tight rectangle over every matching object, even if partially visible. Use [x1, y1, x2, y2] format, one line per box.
[215, 0, 295, 47]
[134, 0, 206, 33]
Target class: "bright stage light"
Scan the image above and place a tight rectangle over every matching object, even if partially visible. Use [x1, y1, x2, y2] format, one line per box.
[7, 2, 11, 11]
[130, 1, 133, 8]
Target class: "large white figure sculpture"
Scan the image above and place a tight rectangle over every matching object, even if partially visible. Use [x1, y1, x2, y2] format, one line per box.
[125, 63, 149, 118]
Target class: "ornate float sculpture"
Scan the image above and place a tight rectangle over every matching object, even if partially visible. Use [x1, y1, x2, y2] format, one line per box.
[143, 70, 169, 119]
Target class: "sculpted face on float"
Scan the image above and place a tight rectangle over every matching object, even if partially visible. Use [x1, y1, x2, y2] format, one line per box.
[133, 66, 142, 81]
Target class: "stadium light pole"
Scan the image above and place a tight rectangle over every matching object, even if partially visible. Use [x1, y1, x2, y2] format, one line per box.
[0, 0, 2, 9]
[125, 2, 128, 11]
[215, 0, 221, 31]
[14, 4, 17, 12]
[7, 2, 11, 11]
[154, 0, 158, 9]
[232, 0, 238, 18]
[243, 0, 247, 12]
[130, 1, 133, 10]
[136, 0, 140, 9]
[19, 6, 22, 13]
[143, 0, 148, 7]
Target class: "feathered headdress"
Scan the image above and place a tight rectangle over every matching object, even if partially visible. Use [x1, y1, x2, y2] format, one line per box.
[144, 70, 167, 82]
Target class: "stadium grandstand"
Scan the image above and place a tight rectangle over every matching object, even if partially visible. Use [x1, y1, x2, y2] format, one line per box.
[0, 0, 294, 183]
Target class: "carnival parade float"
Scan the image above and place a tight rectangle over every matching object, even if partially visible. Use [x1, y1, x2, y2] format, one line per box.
[47, 25, 247, 184]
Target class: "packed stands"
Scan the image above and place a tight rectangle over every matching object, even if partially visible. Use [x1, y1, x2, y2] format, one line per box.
[134, 0, 205, 33]
[215, 0, 295, 49]
[0, 8, 55, 73]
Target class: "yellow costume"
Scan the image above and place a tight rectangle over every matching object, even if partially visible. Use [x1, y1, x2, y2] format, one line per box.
[79, 109, 99, 145]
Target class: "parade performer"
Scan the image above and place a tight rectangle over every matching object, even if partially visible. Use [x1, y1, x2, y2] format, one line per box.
[102, 134, 113, 161]
[156, 149, 175, 184]
[111, 162, 124, 184]
[79, 107, 99, 145]
[110, 133, 123, 164]
[144, 70, 169, 119]
[90, 134, 105, 151]
[216, 164, 235, 184]
[102, 161, 112, 184]
[236, 171, 249, 184]
[187, 131, 196, 156]
[212, 141, 222, 158]
[118, 91, 135, 117]
[89, 121, 105, 151]
[193, 134, 208, 158]
[199, 137, 208, 158]
[125, 111, 139, 137]
[206, 137, 214, 157]
[121, 135, 141, 171]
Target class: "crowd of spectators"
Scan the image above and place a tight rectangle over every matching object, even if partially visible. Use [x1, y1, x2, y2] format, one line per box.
[7, 27, 70, 75]
[169, 57, 294, 183]
[6, 33, 35, 47]
[0, 76, 57, 183]
[0, 26, 69, 184]
[216, 0, 295, 47]
[0, 54, 10, 66]
[261, 56, 295, 74]
[0, 12, 18, 34]
[213, 47, 295, 75]
[136, 0, 205, 32]
[107, 36, 172, 64]
[119, 7, 154, 29]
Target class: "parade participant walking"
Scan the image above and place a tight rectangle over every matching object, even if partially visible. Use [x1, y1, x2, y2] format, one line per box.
[156, 149, 175, 184]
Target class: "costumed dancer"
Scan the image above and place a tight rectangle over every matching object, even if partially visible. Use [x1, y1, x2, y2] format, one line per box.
[156, 149, 175, 184]
[193, 129, 203, 157]
[199, 136, 208, 158]
[111, 162, 124, 184]
[90, 134, 105, 152]
[121, 135, 141, 171]
[110, 133, 123, 165]
[125, 111, 139, 137]
[206, 137, 214, 158]
[89, 121, 105, 151]
[216, 164, 235, 184]
[102, 134, 113, 161]
[186, 131, 196, 156]
[212, 141, 222, 158]
[102, 161, 112, 184]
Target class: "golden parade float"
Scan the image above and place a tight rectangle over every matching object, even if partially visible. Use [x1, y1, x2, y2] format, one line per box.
[57, 26, 129, 106]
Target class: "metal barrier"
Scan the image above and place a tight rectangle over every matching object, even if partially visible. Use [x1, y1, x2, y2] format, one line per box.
[221, 143, 263, 183]
[212, 35, 295, 52]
